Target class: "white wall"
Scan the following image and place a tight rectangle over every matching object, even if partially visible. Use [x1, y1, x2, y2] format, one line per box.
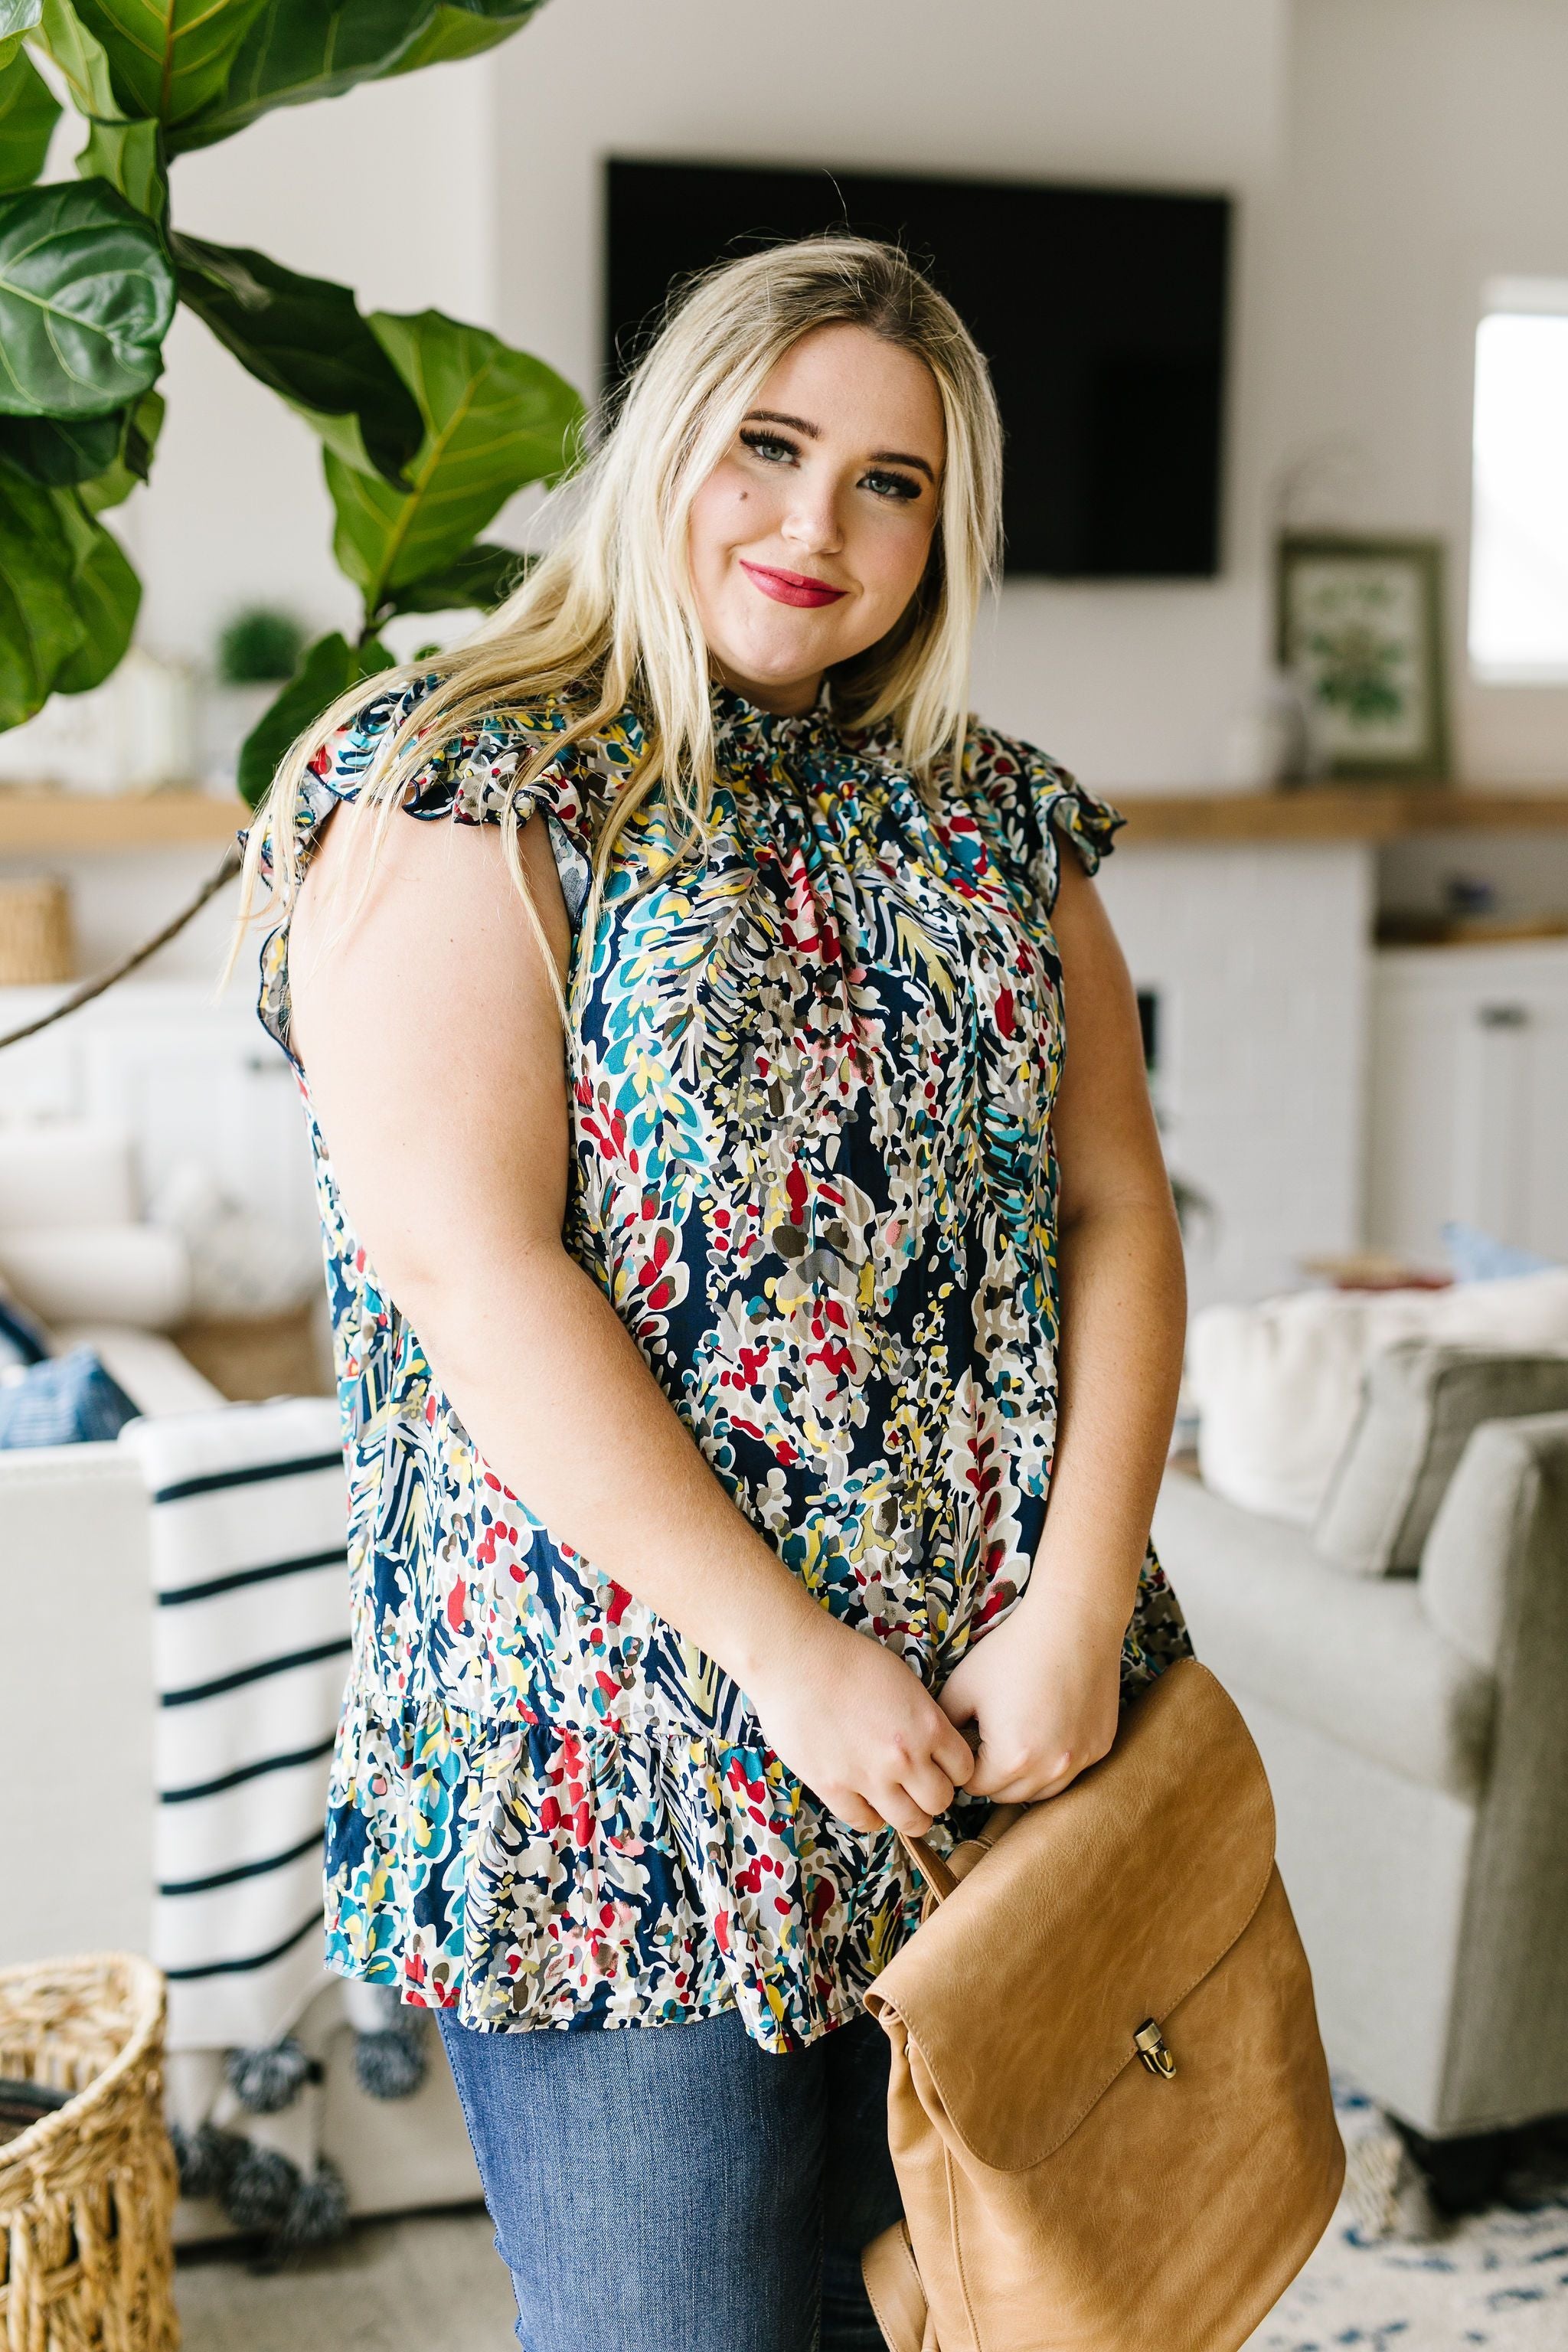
[1259, 0, 1568, 786]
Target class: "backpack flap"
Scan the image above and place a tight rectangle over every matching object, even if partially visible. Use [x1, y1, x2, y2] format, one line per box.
[865, 1661, 1276, 2174]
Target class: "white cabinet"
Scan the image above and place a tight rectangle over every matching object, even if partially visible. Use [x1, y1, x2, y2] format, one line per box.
[1367, 942, 1568, 1263]
[0, 980, 318, 1250]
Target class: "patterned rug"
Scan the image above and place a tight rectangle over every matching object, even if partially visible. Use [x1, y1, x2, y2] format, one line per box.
[1249, 2089, 1568, 2350]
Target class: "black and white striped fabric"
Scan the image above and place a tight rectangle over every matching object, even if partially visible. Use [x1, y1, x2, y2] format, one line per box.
[121, 1398, 349, 2053]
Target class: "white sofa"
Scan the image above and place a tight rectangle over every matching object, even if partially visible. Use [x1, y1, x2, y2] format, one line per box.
[1155, 1410, 1568, 2141]
[0, 1327, 480, 2229]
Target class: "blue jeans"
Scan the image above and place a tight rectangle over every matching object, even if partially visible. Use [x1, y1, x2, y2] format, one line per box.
[437, 2005, 900, 2352]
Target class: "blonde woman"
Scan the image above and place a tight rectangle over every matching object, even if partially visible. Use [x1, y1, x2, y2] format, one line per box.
[247, 238, 1190, 2350]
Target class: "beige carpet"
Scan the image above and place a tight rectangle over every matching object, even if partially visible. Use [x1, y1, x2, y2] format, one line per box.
[177, 2210, 512, 2351]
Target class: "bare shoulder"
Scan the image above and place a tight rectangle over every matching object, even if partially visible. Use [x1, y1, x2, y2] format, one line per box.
[289, 792, 570, 1080]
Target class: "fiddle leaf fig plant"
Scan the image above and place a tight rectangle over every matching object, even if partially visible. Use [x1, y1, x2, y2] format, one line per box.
[0, 0, 576, 803]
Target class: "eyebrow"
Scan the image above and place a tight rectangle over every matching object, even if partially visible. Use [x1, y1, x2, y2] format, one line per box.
[743, 408, 937, 483]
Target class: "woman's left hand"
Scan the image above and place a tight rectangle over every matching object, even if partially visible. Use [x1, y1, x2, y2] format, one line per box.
[935, 1579, 1129, 1805]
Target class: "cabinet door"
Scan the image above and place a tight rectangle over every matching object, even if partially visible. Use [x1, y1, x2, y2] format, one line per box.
[1368, 947, 1568, 1263]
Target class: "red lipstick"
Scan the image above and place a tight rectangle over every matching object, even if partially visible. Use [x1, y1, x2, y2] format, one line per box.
[740, 560, 847, 609]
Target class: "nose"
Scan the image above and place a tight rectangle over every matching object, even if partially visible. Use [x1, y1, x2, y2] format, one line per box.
[779, 471, 844, 563]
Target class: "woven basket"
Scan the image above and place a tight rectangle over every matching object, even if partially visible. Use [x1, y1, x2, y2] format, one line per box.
[0, 1955, 179, 2352]
[0, 879, 75, 987]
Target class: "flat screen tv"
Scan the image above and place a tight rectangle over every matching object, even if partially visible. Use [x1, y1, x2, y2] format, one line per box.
[606, 158, 1231, 580]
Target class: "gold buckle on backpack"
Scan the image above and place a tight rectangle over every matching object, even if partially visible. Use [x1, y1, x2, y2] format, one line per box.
[1134, 2019, 1177, 2079]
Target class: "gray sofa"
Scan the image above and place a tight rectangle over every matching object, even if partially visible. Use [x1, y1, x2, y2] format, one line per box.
[1154, 1409, 1568, 2140]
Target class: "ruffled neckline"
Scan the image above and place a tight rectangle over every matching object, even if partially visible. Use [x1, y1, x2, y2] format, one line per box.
[709, 677, 844, 759]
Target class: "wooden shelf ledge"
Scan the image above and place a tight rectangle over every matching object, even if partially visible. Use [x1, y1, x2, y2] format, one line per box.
[1109, 786, 1568, 845]
[0, 791, 243, 853]
[5, 783, 1568, 855]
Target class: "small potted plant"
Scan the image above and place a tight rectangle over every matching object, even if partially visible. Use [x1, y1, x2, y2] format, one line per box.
[203, 607, 307, 789]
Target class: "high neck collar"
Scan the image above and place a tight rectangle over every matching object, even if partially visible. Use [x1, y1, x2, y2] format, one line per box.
[710, 677, 838, 753]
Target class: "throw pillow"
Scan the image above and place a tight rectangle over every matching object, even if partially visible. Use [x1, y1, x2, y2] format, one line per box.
[0, 1345, 141, 1448]
[1313, 1341, 1568, 1576]
[1189, 1271, 1568, 1523]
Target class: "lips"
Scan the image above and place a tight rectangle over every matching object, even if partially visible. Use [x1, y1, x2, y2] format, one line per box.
[739, 560, 847, 609]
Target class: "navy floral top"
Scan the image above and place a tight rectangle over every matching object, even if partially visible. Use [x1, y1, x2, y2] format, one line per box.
[258, 677, 1189, 2053]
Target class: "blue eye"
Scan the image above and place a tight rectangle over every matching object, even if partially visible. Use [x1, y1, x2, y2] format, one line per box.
[740, 430, 796, 465]
[864, 469, 922, 502]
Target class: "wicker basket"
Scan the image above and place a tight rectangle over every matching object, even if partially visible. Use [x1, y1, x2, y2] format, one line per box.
[0, 1955, 179, 2352]
[0, 878, 75, 986]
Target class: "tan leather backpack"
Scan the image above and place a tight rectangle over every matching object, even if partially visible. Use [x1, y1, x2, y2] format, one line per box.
[861, 1659, 1344, 2352]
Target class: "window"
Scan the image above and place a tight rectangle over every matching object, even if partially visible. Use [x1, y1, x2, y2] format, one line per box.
[1468, 280, 1568, 684]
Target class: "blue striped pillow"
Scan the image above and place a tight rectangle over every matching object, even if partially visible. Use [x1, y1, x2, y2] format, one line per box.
[0, 1346, 140, 1449]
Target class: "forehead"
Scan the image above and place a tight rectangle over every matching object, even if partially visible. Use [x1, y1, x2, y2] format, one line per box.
[754, 323, 945, 462]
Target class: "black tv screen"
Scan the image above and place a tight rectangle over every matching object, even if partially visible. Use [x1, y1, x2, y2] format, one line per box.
[605, 158, 1231, 580]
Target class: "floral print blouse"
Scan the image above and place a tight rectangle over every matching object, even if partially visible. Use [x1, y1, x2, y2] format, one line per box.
[256, 676, 1190, 2054]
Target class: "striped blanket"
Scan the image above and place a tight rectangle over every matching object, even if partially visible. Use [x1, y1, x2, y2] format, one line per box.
[120, 1398, 349, 2055]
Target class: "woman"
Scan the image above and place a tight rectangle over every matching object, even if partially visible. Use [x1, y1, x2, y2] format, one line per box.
[243, 237, 1190, 2350]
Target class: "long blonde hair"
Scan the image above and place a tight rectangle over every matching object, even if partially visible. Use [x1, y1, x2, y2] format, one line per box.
[234, 236, 1004, 989]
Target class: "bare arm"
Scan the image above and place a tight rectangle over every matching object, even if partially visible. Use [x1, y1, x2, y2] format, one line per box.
[289, 799, 972, 1835]
[938, 852, 1185, 1798]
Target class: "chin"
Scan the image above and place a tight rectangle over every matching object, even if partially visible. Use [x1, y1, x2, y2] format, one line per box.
[724, 615, 843, 684]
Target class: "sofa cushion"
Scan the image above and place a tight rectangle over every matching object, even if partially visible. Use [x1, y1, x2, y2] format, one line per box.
[0, 1223, 192, 1330]
[1187, 1272, 1568, 1524]
[54, 1324, 225, 1417]
[1152, 1468, 1494, 1799]
[1314, 1344, 1568, 1576]
[1420, 1411, 1568, 1672]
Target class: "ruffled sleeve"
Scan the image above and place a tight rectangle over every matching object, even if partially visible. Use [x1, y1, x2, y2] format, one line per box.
[964, 722, 1123, 915]
[312, 673, 588, 835]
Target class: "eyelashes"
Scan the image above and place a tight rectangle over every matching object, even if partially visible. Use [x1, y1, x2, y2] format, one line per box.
[739, 428, 797, 466]
[862, 468, 923, 504]
[737, 430, 923, 504]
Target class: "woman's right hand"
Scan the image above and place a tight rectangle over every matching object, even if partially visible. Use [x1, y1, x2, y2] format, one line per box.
[747, 1608, 976, 1838]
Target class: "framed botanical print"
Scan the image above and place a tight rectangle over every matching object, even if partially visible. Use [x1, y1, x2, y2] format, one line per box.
[1276, 534, 1450, 779]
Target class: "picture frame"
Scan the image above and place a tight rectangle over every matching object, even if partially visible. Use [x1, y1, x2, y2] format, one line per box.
[1276, 533, 1450, 780]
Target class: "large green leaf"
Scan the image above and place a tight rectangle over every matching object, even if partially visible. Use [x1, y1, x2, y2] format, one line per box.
[0, 178, 175, 416]
[325, 309, 581, 614]
[78, 115, 166, 217]
[0, 462, 85, 726]
[0, 45, 56, 188]
[78, 381, 161, 508]
[67, 0, 270, 127]
[0, 384, 159, 490]
[38, 2, 171, 220]
[172, 232, 422, 485]
[0, 2, 43, 73]
[170, 0, 548, 151]
[236, 626, 390, 806]
[168, 0, 430, 151]
[30, 0, 125, 119]
[0, 404, 119, 480]
[379, 537, 522, 619]
[51, 483, 139, 690]
[380, 0, 544, 76]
